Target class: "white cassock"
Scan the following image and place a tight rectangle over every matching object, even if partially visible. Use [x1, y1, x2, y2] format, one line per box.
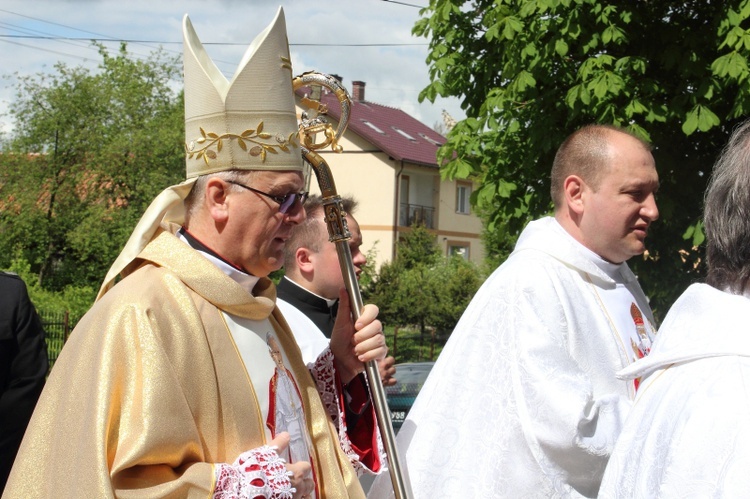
[599, 283, 750, 498]
[277, 298, 331, 364]
[369, 217, 656, 499]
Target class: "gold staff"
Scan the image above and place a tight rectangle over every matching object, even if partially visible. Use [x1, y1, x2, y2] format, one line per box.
[293, 71, 413, 499]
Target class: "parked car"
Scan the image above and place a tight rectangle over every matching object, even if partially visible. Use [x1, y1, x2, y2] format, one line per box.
[385, 362, 435, 431]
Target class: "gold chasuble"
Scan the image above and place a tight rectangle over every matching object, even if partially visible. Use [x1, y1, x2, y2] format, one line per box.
[5, 225, 363, 498]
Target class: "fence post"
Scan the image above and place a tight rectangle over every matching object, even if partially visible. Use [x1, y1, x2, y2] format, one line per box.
[63, 310, 70, 342]
[419, 328, 424, 361]
[429, 328, 435, 361]
[393, 327, 398, 360]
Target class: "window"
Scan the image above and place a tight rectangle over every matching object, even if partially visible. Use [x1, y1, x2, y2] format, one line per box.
[362, 120, 385, 134]
[456, 183, 471, 214]
[418, 133, 442, 146]
[392, 127, 417, 141]
[448, 244, 470, 260]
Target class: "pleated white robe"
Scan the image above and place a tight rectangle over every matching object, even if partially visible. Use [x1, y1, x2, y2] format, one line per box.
[600, 283, 750, 498]
[369, 217, 655, 499]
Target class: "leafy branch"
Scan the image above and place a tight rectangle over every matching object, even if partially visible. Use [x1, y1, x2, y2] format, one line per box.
[186, 121, 299, 164]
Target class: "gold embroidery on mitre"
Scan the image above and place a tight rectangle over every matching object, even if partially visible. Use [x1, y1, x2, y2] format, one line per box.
[182, 8, 303, 175]
[186, 122, 299, 164]
[281, 55, 292, 73]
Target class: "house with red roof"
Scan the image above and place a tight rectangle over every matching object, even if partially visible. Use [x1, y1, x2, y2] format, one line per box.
[295, 79, 484, 270]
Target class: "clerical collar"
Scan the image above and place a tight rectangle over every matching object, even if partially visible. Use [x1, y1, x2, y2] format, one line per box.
[551, 219, 625, 280]
[281, 276, 338, 308]
[178, 227, 259, 293]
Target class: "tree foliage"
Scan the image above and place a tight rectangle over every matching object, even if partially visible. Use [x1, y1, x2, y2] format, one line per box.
[5, 255, 94, 320]
[0, 43, 184, 292]
[415, 0, 750, 317]
[367, 224, 484, 336]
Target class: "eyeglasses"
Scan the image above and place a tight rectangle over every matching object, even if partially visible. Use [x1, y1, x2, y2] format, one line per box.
[226, 180, 308, 214]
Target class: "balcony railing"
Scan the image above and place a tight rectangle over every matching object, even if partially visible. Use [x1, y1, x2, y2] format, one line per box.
[399, 203, 435, 229]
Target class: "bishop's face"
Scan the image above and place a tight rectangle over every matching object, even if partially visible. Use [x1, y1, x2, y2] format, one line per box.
[223, 170, 307, 277]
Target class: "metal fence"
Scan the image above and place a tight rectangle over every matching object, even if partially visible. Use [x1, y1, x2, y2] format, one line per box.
[39, 311, 78, 371]
[38, 314, 448, 369]
[385, 326, 447, 364]
[398, 203, 435, 229]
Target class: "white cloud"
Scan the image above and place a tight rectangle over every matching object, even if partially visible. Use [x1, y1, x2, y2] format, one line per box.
[0, 0, 465, 137]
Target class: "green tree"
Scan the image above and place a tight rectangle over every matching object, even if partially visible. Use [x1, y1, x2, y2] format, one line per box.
[0, 43, 184, 293]
[368, 224, 483, 339]
[415, 0, 750, 317]
[394, 222, 442, 270]
[357, 240, 381, 293]
[428, 255, 484, 334]
[5, 255, 94, 320]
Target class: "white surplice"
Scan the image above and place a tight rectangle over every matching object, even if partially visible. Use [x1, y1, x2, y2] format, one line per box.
[276, 298, 331, 364]
[368, 217, 656, 499]
[599, 283, 750, 498]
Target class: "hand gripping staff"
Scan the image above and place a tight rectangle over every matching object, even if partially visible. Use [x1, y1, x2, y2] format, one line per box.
[293, 71, 413, 499]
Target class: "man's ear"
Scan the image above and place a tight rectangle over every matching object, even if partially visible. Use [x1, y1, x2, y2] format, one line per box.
[205, 177, 230, 223]
[563, 175, 586, 216]
[296, 247, 315, 274]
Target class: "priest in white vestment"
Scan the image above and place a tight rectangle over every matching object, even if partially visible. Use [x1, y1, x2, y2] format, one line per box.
[5, 8, 386, 499]
[369, 124, 660, 498]
[599, 118, 750, 498]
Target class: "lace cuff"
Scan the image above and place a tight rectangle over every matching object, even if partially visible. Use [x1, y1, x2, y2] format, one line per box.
[311, 347, 341, 427]
[310, 347, 385, 475]
[212, 445, 294, 499]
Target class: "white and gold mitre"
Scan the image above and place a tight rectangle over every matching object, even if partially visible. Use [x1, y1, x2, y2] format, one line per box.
[97, 8, 303, 299]
[183, 7, 303, 177]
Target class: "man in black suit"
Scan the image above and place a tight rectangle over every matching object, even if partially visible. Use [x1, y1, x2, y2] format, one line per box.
[0, 271, 48, 493]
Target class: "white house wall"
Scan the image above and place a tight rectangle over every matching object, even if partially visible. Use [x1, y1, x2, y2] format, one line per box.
[305, 149, 398, 273]
[296, 100, 484, 271]
[437, 178, 484, 264]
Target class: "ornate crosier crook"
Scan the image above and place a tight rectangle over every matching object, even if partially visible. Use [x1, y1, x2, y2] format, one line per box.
[293, 71, 413, 499]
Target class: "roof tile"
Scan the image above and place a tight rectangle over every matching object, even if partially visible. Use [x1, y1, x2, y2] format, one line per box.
[298, 88, 445, 167]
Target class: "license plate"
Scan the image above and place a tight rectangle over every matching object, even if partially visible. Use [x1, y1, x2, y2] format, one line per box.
[391, 411, 405, 422]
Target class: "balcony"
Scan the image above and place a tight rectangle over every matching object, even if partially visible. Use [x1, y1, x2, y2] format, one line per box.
[399, 203, 435, 229]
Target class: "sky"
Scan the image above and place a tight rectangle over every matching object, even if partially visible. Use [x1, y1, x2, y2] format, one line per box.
[0, 0, 466, 137]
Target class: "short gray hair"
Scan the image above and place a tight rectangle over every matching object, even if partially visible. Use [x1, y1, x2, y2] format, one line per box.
[184, 170, 258, 223]
[704, 119, 750, 293]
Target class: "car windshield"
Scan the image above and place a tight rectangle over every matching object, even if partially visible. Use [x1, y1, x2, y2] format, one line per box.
[386, 362, 435, 431]
[387, 363, 434, 395]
